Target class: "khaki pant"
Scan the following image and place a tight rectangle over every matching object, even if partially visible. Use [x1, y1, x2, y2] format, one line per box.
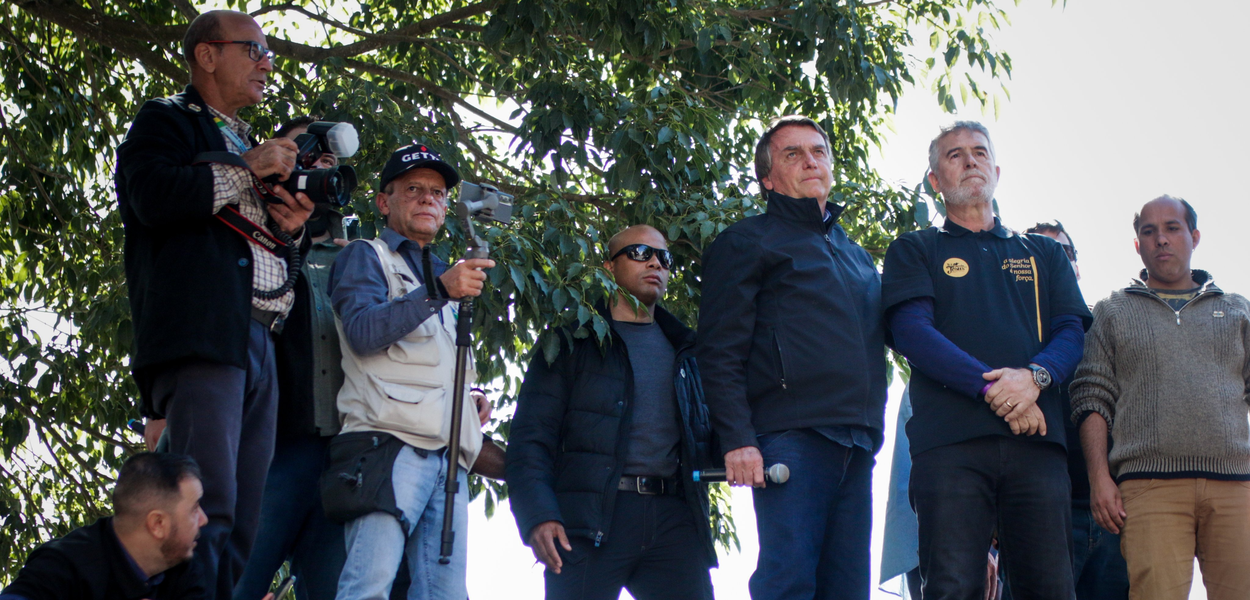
[1119, 478, 1250, 600]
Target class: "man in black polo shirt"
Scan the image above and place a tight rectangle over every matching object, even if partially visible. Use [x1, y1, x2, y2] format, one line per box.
[882, 121, 1090, 599]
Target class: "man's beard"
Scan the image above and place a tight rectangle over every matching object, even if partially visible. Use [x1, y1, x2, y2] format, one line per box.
[160, 522, 194, 565]
[943, 176, 997, 207]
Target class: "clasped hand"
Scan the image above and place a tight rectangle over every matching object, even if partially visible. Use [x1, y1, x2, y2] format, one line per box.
[982, 368, 1047, 436]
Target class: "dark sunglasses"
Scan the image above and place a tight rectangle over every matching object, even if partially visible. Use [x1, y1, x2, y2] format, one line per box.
[205, 40, 276, 62]
[611, 244, 673, 270]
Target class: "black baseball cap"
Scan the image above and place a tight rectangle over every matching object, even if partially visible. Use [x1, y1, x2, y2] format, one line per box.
[379, 143, 460, 192]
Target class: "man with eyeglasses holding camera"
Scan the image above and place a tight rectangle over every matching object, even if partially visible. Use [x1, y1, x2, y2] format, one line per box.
[115, 10, 313, 600]
[507, 225, 719, 600]
[324, 143, 493, 600]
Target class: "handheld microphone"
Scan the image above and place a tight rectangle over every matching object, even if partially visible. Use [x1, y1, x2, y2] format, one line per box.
[692, 463, 790, 484]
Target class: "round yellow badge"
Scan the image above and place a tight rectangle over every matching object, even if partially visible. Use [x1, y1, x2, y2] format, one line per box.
[943, 258, 970, 278]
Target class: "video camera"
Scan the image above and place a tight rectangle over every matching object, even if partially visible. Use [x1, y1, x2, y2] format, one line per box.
[263, 121, 359, 208]
[455, 182, 513, 225]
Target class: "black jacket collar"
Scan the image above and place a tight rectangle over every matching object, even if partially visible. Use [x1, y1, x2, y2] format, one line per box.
[170, 85, 212, 118]
[939, 215, 1013, 239]
[764, 190, 844, 229]
[595, 301, 696, 352]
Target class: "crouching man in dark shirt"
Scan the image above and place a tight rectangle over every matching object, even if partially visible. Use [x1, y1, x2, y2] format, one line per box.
[0, 452, 278, 600]
[507, 225, 719, 600]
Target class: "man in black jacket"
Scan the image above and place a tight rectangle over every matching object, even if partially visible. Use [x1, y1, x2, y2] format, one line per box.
[0, 453, 215, 600]
[114, 10, 313, 600]
[697, 116, 887, 600]
[507, 225, 718, 600]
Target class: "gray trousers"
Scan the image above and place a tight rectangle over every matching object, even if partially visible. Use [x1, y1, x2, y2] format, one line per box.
[153, 319, 279, 600]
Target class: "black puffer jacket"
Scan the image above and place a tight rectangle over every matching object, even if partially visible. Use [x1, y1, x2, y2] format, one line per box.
[506, 304, 719, 565]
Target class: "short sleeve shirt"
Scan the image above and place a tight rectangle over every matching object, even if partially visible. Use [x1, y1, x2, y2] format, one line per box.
[881, 217, 1091, 455]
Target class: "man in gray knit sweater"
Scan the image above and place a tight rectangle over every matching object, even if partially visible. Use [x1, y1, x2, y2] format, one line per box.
[1071, 195, 1250, 600]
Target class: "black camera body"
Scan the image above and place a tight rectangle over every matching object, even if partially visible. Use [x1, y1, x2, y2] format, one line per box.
[263, 121, 359, 208]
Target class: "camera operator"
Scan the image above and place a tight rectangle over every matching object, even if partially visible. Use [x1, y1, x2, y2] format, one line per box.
[114, 10, 314, 600]
[321, 143, 493, 600]
[231, 116, 348, 600]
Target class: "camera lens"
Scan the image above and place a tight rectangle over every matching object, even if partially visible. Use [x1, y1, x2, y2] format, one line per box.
[284, 165, 358, 208]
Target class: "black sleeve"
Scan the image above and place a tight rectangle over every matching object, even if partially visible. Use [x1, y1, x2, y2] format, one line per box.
[881, 233, 936, 313]
[0, 549, 89, 600]
[694, 229, 765, 453]
[504, 333, 572, 542]
[115, 100, 216, 229]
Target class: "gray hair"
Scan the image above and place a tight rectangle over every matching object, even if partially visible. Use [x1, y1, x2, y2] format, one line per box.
[927, 121, 996, 174]
[754, 115, 831, 184]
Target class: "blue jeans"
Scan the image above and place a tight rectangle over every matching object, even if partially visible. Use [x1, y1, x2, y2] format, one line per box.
[912, 436, 1075, 600]
[336, 445, 468, 600]
[233, 434, 345, 600]
[1070, 507, 1128, 600]
[750, 429, 875, 600]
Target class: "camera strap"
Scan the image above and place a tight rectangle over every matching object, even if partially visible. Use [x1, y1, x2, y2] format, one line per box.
[193, 151, 288, 256]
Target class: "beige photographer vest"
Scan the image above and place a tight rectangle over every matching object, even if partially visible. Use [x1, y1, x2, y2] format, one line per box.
[334, 238, 481, 469]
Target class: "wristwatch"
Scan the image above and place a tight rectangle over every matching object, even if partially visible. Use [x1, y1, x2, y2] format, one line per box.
[1028, 364, 1052, 391]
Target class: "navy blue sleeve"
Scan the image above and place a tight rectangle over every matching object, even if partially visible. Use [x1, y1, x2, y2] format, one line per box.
[327, 240, 448, 356]
[888, 297, 993, 400]
[1030, 314, 1084, 386]
[695, 229, 765, 452]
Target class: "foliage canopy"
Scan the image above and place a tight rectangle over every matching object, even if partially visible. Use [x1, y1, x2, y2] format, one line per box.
[0, 0, 1012, 575]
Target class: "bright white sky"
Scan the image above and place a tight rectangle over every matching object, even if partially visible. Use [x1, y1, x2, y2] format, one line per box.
[466, 2, 1250, 599]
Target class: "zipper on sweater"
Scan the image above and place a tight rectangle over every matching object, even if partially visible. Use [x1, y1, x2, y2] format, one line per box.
[594, 531, 604, 547]
[1128, 288, 1219, 326]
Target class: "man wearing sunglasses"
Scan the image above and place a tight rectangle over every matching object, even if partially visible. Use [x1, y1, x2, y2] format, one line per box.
[508, 225, 719, 600]
[697, 115, 888, 600]
[115, 10, 314, 600]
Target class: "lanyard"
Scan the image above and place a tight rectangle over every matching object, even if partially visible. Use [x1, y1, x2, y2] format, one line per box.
[213, 116, 250, 153]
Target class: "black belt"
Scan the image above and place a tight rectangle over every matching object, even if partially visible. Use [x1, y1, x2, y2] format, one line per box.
[618, 476, 681, 496]
[251, 306, 285, 334]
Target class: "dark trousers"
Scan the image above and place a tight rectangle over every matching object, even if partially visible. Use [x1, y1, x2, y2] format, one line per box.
[232, 434, 345, 600]
[545, 491, 713, 600]
[750, 429, 874, 600]
[154, 320, 279, 600]
[911, 436, 1075, 600]
[1070, 507, 1128, 600]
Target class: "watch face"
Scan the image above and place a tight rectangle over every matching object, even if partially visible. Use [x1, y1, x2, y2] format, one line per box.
[1034, 367, 1052, 387]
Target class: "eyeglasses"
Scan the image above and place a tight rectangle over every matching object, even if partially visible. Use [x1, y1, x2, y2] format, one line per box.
[205, 40, 276, 63]
[1059, 243, 1078, 262]
[611, 244, 673, 270]
[391, 183, 447, 203]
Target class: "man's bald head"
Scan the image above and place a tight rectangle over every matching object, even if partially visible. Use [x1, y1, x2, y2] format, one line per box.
[1133, 194, 1197, 234]
[606, 225, 666, 258]
[183, 10, 253, 67]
